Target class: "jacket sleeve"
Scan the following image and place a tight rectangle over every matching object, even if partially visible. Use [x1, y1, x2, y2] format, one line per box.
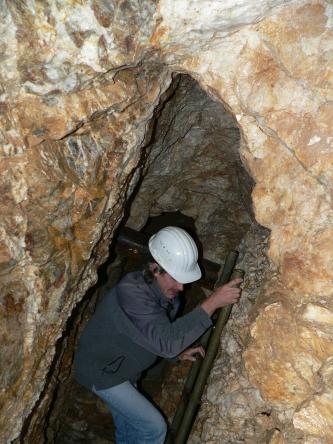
[115, 280, 212, 358]
[143, 305, 212, 358]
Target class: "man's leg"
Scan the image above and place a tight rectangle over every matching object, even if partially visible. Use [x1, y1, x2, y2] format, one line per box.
[93, 381, 167, 444]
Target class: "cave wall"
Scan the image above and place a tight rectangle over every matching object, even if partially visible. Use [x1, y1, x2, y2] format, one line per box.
[1, 1, 333, 443]
[154, 1, 333, 441]
[191, 224, 273, 443]
[0, 3, 174, 436]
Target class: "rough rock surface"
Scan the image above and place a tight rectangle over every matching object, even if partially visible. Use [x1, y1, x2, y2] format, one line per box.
[191, 224, 275, 443]
[1, 0, 333, 443]
[0, 51, 173, 444]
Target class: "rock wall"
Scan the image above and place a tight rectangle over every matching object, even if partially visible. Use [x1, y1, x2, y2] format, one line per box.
[0, 3, 173, 436]
[191, 225, 276, 443]
[1, 1, 332, 443]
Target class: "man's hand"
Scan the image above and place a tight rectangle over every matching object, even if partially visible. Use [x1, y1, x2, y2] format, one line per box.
[178, 345, 205, 362]
[201, 278, 243, 317]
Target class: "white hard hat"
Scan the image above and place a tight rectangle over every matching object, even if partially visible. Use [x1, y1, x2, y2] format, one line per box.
[148, 226, 201, 284]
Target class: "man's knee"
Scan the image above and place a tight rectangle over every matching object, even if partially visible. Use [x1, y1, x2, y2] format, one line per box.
[159, 416, 168, 438]
[150, 414, 167, 442]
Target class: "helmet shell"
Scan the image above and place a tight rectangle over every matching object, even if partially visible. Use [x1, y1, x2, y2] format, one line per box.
[148, 226, 201, 284]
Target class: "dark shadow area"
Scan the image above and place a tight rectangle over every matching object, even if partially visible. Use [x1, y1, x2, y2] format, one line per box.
[46, 211, 205, 444]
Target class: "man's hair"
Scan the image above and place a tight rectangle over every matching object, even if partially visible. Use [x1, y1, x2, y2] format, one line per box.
[143, 261, 166, 284]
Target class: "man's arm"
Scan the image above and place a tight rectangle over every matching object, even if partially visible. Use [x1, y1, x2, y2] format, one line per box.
[115, 277, 242, 359]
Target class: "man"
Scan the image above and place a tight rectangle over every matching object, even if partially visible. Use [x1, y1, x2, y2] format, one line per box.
[74, 226, 242, 444]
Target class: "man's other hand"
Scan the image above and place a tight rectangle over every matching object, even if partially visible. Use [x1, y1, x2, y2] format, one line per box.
[178, 345, 205, 362]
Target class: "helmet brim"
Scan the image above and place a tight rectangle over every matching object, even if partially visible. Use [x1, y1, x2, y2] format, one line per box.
[168, 263, 202, 284]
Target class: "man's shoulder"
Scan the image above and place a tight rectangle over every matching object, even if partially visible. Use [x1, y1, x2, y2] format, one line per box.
[116, 271, 161, 312]
[117, 271, 151, 299]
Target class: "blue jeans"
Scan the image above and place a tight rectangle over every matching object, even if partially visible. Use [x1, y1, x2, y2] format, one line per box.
[92, 381, 167, 444]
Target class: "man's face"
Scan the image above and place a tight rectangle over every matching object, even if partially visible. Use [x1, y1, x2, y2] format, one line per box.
[151, 264, 184, 299]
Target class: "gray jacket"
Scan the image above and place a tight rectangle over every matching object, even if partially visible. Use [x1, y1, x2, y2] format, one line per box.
[74, 271, 212, 390]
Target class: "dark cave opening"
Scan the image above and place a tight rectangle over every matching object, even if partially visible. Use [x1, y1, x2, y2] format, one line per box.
[40, 74, 259, 444]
